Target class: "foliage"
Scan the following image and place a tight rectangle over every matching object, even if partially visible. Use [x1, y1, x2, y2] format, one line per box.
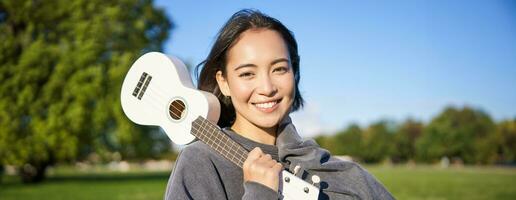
[415, 106, 495, 164]
[0, 0, 172, 182]
[391, 118, 423, 162]
[493, 119, 516, 164]
[334, 123, 363, 157]
[360, 120, 396, 163]
[316, 105, 514, 165]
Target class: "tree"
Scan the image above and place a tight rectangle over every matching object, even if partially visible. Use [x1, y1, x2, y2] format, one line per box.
[361, 120, 396, 163]
[415, 106, 495, 164]
[392, 118, 423, 163]
[493, 119, 516, 164]
[334, 123, 363, 158]
[314, 135, 339, 155]
[0, 0, 172, 182]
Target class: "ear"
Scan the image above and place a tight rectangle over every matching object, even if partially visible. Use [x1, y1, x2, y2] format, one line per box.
[216, 70, 231, 97]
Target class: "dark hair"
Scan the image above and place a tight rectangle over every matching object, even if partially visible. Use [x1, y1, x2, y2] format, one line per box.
[196, 9, 304, 128]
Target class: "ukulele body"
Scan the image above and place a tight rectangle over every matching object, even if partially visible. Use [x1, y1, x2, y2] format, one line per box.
[120, 52, 220, 145]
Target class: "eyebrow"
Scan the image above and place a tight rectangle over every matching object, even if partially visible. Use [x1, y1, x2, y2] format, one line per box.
[234, 58, 290, 71]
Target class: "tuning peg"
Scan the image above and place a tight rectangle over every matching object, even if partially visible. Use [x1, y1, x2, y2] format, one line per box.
[311, 175, 320, 185]
[293, 165, 301, 176]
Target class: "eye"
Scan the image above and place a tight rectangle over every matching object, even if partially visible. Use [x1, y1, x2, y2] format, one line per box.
[238, 72, 254, 78]
[273, 67, 288, 74]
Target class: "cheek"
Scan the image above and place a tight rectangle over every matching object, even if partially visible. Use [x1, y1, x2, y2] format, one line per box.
[228, 80, 254, 103]
[278, 75, 296, 99]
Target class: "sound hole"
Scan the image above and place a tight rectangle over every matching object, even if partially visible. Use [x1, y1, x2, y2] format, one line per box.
[169, 99, 186, 120]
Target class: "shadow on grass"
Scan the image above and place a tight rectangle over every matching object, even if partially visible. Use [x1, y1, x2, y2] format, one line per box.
[1, 171, 171, 187]
[46, 171, 171, 183]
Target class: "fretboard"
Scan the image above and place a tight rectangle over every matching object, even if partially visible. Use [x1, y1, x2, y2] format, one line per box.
[191, 116, 249, 168]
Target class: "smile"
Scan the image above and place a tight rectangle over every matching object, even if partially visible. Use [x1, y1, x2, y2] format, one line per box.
[252, 99, 281, 112]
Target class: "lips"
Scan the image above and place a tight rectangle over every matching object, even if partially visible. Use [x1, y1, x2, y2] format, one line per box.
[255, 101, 277, 108]
[252, 99, 281, 112]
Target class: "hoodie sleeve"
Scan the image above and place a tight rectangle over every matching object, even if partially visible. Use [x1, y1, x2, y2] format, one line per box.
[243, 181, 281, 200]
[164, 144, 280, 200]
[164, 145, 228, 200]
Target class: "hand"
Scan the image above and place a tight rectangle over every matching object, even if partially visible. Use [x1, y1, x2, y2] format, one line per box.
[243, 147, 283, 191]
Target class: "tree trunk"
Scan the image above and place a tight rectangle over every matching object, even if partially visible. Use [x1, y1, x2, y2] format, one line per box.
[0, 165, 4, 183]
[19, 162, 49, 183]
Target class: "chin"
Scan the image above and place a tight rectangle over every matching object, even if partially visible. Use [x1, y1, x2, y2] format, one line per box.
[253, 118, 281, 129]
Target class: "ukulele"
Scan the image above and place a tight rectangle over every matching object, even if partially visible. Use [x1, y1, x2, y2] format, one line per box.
[120, 52, 319, 199]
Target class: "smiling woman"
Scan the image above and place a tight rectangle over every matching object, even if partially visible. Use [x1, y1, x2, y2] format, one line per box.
[216, 29, 296, 145]
[164, 9, 394, 200]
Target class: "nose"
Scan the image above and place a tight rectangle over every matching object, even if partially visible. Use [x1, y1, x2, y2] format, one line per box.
[256, 74, 277, 97]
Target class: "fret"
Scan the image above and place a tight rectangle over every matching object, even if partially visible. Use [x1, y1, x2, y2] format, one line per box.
[201, 120, 224, 157]
[196, 120, 220, 154]
[205, 125, 224, 160]
[219, 128, 236, 164]
[204, 118, 229, 161]
[203, 118, 236, 165]
[213, 127, 229, 159]
[213, 123, 240, 165]
[191, 116, 249, 168]
[226, 136, 238, 163]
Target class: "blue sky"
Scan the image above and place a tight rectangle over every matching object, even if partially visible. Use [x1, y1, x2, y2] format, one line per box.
[154, 0, 516, 137]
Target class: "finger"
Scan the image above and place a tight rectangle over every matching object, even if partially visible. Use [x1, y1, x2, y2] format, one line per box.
[260, 154, 272, 161]
[247, 147, 263, 161]
[256, 154, 272, 165]
[272, 163, 283, 172]
[264, 163, 282, 179]
[258, 154, 278, 168]
[244, 147, 263, 169]
[266, 159, 279, 168]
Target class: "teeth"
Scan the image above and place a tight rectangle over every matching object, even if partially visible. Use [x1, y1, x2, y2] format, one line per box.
[255, 101, 277, 109]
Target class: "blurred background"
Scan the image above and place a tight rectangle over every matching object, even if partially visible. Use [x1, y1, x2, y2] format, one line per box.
[0, 0, 515, 199]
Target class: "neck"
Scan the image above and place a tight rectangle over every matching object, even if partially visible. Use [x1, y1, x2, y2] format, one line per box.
[231, 117, 277, 145]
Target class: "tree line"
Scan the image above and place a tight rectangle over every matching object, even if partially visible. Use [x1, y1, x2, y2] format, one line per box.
[315, 106, 515, 165]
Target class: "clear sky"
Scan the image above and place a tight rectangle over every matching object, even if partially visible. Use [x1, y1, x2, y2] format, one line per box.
[154, 0, 516, 137]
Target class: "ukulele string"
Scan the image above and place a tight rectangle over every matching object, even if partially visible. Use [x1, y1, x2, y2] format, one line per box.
[136, 85, 183, 119]
[191, 119, 247, 167]
[145, 85, 186, 119]
[137, 93, 165, 117]
[186, 116, 249, 162]
[145, 81, 171, 105]
[142, 86, 183, 119]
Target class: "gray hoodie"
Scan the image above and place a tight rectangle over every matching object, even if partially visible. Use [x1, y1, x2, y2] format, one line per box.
[164, 118, 394, 200]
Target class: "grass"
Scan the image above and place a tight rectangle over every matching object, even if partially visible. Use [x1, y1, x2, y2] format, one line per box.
[367, 165, 516, 200]
[0, 169, 170, 200]
[1, 165, 515, 200]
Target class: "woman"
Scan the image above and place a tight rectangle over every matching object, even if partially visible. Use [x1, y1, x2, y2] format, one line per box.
[165, 9, 394, 200]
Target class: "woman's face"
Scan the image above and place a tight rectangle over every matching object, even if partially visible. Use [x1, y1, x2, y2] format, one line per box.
[216, 29, 295, 129]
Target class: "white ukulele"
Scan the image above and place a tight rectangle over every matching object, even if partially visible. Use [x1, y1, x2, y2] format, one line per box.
[120, 52, 320, 200]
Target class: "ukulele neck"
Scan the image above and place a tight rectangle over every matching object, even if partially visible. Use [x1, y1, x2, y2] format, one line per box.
[191, 117, 248, 168]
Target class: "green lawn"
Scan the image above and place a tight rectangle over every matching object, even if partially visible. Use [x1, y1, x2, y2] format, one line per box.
[367, 165, 516, 200]
[0, 170, 170, 200]
[1, 165, 515, 200]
